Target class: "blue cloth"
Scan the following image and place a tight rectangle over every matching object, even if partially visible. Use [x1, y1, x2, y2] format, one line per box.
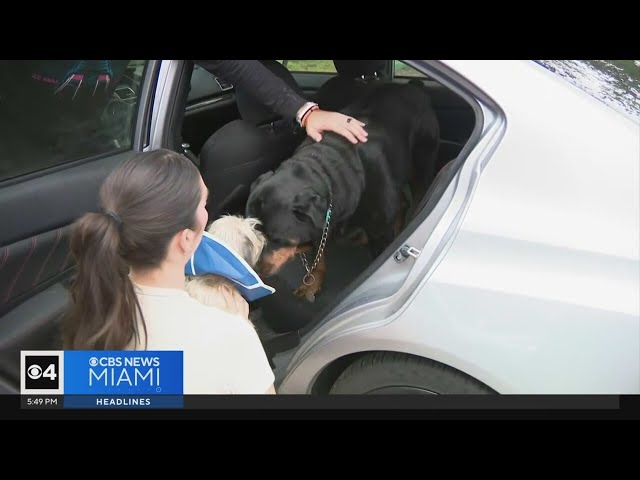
[185, 231, 275, 302]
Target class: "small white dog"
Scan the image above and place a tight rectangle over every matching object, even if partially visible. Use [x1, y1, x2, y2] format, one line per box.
[185, 215, 266, 319]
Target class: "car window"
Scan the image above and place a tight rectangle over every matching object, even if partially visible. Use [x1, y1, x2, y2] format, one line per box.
[0, 60, 148, 182]
[188, 63, 230, 105]
[534, 60, 640, 124]
[394, 60, 429, 79]
[277, 60, 337, 74]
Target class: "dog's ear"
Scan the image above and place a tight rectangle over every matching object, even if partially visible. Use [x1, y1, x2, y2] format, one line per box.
[250, 171, 274, 191]
[293, 190, 327, 229]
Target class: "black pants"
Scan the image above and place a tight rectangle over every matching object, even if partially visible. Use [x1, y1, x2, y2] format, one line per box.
[199, 119, 304, 222]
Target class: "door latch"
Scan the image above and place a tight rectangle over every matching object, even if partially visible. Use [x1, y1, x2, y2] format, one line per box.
[394, 245, 421, 263]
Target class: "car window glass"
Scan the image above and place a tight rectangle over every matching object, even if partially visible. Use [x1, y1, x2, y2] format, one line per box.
[0, 60, 148, 182]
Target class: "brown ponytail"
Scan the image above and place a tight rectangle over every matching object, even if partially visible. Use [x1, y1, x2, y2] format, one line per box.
[63, 149, 202, 350]
[63, 211, 143, 350]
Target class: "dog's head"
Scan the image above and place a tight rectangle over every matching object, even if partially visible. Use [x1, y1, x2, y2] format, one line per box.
[206, 215, 267, 267]
[246, 168, 330, 276]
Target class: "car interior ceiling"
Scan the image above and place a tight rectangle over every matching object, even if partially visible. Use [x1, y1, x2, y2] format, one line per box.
[179, 60, 477, 346]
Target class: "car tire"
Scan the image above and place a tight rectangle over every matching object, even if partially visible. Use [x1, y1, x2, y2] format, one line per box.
[329, 352, 495, 394]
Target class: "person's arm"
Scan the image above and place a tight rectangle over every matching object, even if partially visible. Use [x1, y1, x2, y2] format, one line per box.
[194, 60, 306, 119]
[193, 60, 368, 144]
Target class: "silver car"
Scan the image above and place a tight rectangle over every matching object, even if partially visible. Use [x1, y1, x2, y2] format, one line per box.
[0, 60, 638, 395]
[270, 60, 640, 395]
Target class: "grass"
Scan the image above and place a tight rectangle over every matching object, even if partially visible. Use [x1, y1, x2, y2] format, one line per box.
[278, 60, 336, 73]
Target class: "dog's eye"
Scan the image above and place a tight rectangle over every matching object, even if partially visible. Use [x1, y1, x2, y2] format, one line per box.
[293, 209, 309, 223]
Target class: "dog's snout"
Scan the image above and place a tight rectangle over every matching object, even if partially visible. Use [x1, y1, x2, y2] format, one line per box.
[257, 245, 299, 278]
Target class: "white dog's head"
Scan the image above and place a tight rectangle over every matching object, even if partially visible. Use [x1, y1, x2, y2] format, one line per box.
[206, 215, 266, 267]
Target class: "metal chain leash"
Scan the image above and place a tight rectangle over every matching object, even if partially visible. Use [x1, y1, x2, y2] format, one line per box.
[300, 196, 332, 286]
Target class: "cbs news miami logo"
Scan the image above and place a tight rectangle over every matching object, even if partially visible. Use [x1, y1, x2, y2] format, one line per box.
[20, 351, 183, 408]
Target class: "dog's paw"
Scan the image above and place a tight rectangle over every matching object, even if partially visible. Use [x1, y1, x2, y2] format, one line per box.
[294, 283, 321, 303]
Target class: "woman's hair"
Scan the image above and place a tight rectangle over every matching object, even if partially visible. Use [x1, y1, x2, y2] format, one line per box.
[63, 149, 202, 350]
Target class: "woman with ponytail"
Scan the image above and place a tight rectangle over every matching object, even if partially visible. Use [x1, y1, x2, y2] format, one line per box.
[63, 149, 275, 394]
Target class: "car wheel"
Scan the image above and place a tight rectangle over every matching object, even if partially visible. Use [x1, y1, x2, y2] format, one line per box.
[329, 352, 495, 394]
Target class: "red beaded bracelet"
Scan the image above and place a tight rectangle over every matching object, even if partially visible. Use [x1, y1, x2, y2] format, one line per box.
[301, 105, 319, 128]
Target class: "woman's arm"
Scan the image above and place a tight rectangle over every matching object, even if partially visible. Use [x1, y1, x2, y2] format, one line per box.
[194, 59, 306, 119]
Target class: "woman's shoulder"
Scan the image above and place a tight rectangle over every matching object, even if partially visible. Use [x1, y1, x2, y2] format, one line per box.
[136, 283, 246, 327]
[180, 293, 253, 335]
[137, 283, 254, 344]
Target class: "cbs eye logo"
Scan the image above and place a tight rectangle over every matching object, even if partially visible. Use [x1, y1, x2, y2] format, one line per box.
[24, 356, 59, 390]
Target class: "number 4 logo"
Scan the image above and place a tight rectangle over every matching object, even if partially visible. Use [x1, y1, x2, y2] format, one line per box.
[42, 363, 57, 381]
[21, 351, 63, 394]
[26, 363, 57, 380]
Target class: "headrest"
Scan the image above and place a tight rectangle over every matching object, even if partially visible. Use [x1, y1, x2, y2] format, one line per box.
[333, 60, 387, 78]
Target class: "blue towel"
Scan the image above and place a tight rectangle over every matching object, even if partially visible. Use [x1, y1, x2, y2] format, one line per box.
[185, 231, 275, 302]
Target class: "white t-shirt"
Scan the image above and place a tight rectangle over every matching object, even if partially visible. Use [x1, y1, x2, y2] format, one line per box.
[129, 282, 274, 394]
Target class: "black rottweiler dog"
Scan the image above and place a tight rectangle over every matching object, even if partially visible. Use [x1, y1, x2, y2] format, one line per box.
[246, 81, 440, 301]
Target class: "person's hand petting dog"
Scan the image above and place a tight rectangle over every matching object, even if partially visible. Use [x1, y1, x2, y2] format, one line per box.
[304, 109, 368, 144]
